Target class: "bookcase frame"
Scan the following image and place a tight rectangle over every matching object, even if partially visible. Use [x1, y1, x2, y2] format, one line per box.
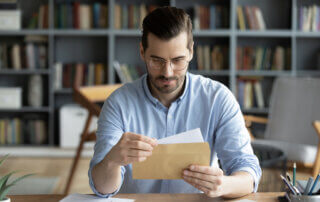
[0, 0, 319, 148]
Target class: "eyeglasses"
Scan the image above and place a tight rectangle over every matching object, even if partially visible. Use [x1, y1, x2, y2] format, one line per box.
[147, 57, 189, 71]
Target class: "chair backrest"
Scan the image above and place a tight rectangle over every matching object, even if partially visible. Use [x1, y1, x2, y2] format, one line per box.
[265, 77, 320, 146]
[73, 84, 122, 117]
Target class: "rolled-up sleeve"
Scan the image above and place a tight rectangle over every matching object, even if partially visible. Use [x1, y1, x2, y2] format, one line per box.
[88, 93, 126, 197]
[214, 88, 262, 192]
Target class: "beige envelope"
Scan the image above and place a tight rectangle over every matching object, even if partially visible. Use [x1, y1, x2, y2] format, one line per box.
[132, 142, 210, 179]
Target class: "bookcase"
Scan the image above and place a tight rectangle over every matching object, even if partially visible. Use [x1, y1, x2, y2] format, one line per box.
[0, 0, 320, 149]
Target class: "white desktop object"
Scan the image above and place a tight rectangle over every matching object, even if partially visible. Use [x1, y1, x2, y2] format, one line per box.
[60, 104, 97, 148]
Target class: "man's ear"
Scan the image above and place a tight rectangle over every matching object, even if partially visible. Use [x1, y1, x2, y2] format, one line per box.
[140, 42, 145, 62]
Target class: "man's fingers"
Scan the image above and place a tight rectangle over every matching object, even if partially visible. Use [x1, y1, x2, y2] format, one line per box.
[126, 133, 157, 146]
[182, 175, 213, 190]
[126, 156, 147, 163]
[184, 178, 221, 198]
[188, 165, 223, 176]
[182, 170, 222, 185]
[128, 149, 152, 157]
[128, 140, 154, 151]
[189, 181, 219, 198]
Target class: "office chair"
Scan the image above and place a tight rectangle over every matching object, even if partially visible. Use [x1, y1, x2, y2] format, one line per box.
[64, 81, 122, 194]
[244, 77, 320, 178]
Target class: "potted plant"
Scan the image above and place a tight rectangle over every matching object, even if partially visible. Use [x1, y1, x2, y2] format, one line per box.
[0, 154, 34, 202]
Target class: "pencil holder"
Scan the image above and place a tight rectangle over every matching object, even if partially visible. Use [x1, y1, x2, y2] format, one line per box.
[289, 194, 320, 202]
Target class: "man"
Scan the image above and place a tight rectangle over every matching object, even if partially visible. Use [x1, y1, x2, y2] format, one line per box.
[90, 6, 261, 198]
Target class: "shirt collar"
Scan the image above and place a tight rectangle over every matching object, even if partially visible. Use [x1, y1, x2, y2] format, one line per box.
[142, 72, 190, 106]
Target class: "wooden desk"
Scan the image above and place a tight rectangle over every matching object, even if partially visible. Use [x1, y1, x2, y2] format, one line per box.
[9, 192, 284, 202]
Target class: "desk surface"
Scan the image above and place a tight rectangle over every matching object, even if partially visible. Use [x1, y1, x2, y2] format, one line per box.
[9, 192, 284, 202]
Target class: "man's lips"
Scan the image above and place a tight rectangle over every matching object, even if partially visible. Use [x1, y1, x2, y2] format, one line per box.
[158, 78, 175, 85]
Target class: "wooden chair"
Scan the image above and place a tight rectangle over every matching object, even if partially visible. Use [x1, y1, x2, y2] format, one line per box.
[64, 84, 122, 194]
[243, 77, 320, 179]
[313, 121, 320, 177]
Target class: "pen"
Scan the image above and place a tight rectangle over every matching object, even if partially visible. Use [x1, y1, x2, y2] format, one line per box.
[308, 174, 320, 195]
[286, 172, 292, 184]
[304, 177, 313, 195]
[281, 175, 297, 195]
[293, 185, 302, 195]
[293, 162, 296, 186]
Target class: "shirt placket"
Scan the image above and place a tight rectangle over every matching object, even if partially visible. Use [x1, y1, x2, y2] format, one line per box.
[166, 103, 175, 137]
[163, 102, 176, 193]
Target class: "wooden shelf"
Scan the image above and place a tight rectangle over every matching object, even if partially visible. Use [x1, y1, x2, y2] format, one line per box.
[0, 69, 50, 75]
[0, 107, 51, 113]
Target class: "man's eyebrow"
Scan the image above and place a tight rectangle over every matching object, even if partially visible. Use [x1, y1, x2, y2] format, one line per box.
[150, 55, 165, 60]
[150, 55, 186, 60]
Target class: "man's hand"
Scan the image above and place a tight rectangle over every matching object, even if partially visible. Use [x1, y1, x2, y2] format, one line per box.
[104, 132, 157, 167]
[182, 165, 225, 198]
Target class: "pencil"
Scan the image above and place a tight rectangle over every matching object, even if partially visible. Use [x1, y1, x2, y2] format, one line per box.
[293, 162, 296, 186]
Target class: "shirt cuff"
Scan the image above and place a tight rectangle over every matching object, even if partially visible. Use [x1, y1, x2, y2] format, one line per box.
[231, 167, 260, 193]
[88, 165, 125, 198]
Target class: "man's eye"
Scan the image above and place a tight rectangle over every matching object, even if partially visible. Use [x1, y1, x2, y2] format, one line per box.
[173, 58, 184, 64]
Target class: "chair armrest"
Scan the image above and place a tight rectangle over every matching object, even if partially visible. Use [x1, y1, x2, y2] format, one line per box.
[244, 115, 268, 125]
[312, 121, 320, 178]
[243, 115, 268, 141]
[313, 121, 320, 139]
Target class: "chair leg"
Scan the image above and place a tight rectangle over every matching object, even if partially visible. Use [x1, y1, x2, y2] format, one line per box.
[312, 141, 320, 178]
[64, 137, 85, 195]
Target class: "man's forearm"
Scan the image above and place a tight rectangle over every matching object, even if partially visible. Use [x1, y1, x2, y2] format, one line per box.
[222, 171, 254, 198]
[91, 157, 122, 195]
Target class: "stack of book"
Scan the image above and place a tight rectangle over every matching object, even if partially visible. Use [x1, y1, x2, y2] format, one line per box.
[298, 4, 320, 32]
[0, 35, 48, 70]
[27, 3, 48, 29]
[55, 2, 108, 29]
[54, 62, 108, 89]
[237, 78, 266, 109]
[236, 46, 291, 71]
[113, 61, 145, 83]
[0, 0, 20, 30]
[195, 45, 228, 71]
[114, 3, 157, 29]
[237, 6, 266, 30]
[186, 4, 229, 30]
[0, 118, 47, 145]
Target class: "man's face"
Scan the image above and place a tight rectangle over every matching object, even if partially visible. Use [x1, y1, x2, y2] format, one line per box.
[140, 32, 193, 94]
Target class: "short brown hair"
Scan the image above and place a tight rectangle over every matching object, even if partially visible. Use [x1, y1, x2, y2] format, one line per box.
[141, 6, 193, 51]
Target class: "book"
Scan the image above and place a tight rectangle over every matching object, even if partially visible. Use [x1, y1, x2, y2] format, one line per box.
[139, 4, 147, 29]
[87, 63, 95, 86]
[203, 45, 210, 70]
[114, 4, 121, 29]
[254, 81, 264, 108]
[99, 4, 108, 28]
[95, 63, 104, 85]
[253, 7, 266, 30]
[196, 45, 204, 70]
[79, 4, 91, 29]
[54, 63, 63, 90]
[244, 81, 253, 109]
[120, 63, 133, 82]
[114, 61, 128, 83]
[11, 44, 21, 69]
[237, 6, 246, 30]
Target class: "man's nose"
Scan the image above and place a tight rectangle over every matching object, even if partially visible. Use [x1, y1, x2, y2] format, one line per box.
[161, 61, 174, 77]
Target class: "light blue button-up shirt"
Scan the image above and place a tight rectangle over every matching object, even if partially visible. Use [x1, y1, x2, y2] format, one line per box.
[88, 72, 261, 197]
